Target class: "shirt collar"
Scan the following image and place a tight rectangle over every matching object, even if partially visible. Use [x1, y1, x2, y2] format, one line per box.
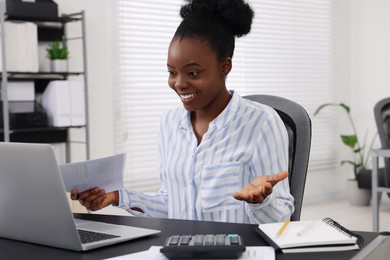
[179, 90, 241, 130]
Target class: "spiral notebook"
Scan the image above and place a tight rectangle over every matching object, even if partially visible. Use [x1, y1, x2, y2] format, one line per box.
[256, 218, 364, 253]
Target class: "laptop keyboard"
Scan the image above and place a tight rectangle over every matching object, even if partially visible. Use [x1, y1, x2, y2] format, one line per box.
[78, 229, 121, 244]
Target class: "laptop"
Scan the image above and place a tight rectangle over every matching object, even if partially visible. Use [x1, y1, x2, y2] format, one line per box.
[0, 142, 160, 251]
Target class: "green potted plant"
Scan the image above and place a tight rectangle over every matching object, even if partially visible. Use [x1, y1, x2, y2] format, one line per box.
[46, 41, 69, 72]
[314, 103, 376, 205]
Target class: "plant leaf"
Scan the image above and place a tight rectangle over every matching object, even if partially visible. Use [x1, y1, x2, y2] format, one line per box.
[313, 103, 336, 116]
[341, 160, 357, 167]
[314, 103, 351, 116]
[341, 135, 357, 149]
[46, 41, 69, 60]
[339, 103, 350, 113]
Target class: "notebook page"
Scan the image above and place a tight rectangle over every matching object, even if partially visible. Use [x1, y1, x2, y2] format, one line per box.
[258, 220, 357, 249]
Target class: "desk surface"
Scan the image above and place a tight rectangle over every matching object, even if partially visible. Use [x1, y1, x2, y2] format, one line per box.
[0, 213, 378, 260]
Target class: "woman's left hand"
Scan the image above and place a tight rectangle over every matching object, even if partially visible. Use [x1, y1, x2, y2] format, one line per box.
[233, 171, 288, 204]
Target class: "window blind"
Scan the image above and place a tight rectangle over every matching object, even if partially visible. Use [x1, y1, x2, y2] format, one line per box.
[112, 0, 338, 192]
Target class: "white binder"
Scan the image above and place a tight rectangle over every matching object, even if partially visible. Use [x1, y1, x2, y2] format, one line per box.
[69, 80, 86, 126]
[7, 81, 35, 101]
[41, 80, 86, 127]
[41, 80, 71, 127]
[3, 21, 38, 72]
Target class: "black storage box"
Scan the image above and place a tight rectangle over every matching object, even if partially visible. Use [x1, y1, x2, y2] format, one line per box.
[0, 101, 48, 129]
[6, 0, 58, 20]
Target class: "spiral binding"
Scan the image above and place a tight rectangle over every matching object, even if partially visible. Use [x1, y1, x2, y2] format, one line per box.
[322, 217, 364, 247]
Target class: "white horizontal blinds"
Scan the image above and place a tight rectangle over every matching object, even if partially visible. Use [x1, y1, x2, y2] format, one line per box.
[112, 0, 181, 192]
[229, 0, 338, 169]
[113, 0, 338, 192]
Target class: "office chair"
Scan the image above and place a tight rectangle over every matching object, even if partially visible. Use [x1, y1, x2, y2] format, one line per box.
[371, 97, 390, 231]
[244, 95, 312, 221]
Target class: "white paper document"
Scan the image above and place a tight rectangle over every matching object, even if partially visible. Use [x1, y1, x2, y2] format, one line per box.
[60, 153, 126, 193]
[105, 246, 275, 260]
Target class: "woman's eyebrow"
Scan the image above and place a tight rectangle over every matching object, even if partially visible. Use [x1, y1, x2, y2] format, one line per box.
[183, 62, 201, 68]
[167, 62, 201, 69]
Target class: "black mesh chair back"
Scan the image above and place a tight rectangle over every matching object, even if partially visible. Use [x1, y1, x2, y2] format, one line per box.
[374, 97, 390, 188]
[244, 95, 312, 221]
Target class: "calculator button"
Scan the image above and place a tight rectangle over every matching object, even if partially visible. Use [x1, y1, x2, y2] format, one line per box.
[216, 234, 226, 245]
[194, 235, 204, 245]
[229, 236, 239, 245]
[179, 236, 191, 245]
[161, 234, 245, 259]
[169, 235, 180, 245]
[204, 235, 214, 245]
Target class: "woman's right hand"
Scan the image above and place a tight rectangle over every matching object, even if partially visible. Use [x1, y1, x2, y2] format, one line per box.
[70, 188, 119, 211]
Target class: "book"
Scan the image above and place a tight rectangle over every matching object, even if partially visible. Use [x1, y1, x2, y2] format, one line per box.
[256, 217, 364, 253]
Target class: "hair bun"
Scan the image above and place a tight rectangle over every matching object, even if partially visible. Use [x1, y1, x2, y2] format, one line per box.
[180, 0, 254, 38]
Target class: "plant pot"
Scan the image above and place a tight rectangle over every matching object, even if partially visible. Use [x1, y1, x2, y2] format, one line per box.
[346, 179, 371, 206]
[50, 59, 68, 72]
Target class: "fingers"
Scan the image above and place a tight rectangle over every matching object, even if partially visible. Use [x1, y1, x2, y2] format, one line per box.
[233, 182, 273, 204]
[233, 192, 243, 201]
[78, 187, 101, 200]
[70, 188, 99, 201]
[233, 189, 268, 204]
[70, 187, 107, 211]
[70, 189, 79, 200]
[233, 171, 288, 204]
[262, 182, 273, 196]
[266, 171, 288, 186]
[85, 193, 107, 211]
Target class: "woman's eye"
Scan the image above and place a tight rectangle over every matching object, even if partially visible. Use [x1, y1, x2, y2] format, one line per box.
[189, 71, 199, 78]
[168, 70, 176, 77]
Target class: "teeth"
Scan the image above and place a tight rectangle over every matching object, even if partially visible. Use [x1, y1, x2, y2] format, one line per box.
[180, 93, 196, 99]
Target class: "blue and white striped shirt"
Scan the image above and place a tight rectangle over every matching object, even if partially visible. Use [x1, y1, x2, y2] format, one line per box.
[118, 91, 294, 224]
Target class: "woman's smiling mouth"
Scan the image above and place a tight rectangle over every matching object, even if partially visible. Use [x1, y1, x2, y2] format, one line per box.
[179, 93, 197, 102]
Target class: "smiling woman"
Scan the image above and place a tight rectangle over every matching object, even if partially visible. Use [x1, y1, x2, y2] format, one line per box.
[167, 37, 232, 138]
[112, 0, 338, 202]
[71, 0, 296, 224]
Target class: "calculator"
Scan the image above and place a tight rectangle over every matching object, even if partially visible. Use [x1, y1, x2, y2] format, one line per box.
[160, 234, 245, 259]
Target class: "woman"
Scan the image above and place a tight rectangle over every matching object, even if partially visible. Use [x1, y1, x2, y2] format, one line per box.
[71, 0, 294, 224]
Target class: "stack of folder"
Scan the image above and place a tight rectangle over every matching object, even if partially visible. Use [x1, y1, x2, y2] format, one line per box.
[41, 80, 86, 127]
[0, 21, 39, 72]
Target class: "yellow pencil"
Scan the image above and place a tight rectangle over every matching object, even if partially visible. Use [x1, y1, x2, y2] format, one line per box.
[275, 218, 290, 238]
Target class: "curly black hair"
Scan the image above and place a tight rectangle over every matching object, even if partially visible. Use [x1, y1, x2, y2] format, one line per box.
[173, 0, 254, 62]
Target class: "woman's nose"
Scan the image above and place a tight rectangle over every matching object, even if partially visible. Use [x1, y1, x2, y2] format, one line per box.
[174, 75, 189, 90]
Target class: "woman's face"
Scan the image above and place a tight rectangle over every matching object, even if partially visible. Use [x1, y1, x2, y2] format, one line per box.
[167, 37, 231, 113]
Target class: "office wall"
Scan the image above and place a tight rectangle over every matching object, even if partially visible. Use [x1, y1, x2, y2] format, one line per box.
[302, 0, 351, 203]
[350, 0, 390, 145]
[56, 0, 115, 159]
[55, 0, 390, 205]
[305, 0, 390, 203]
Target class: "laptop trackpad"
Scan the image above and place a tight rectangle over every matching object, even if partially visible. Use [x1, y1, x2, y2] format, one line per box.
[75, 219, 123, 232]
[74, 218, 160, 237]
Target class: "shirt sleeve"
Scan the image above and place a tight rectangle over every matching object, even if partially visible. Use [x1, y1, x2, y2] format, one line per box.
[245, 113, 295, 223]
[115, 116, 169, 218]
[116, 185, 169, 218]
[116, 159, 169, 217]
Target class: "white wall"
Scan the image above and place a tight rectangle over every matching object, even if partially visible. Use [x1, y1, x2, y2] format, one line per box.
[350, 0, 390, 145]
[56, 0, 115, 159]
[301, 0, 351, 204]
[55, 1, 117, 213]
[304, 0, 390, 204]
[55, 0, 390, 205]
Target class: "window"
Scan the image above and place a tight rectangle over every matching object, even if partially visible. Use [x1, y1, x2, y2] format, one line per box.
[112, 0, 338, 191]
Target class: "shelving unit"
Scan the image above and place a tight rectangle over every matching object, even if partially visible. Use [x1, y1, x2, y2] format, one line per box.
[0, 2, 90, 162]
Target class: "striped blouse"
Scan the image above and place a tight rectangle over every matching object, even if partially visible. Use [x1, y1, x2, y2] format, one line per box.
[117, 91, 294, 224]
